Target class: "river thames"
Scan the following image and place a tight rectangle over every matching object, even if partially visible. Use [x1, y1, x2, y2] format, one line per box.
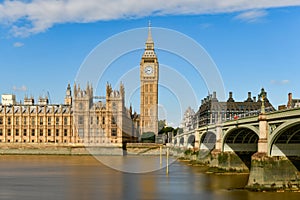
[0, 155, 299, 200]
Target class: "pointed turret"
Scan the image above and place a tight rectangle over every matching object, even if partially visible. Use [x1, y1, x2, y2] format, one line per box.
[142, 21, 156, 58]
[64, 83, 72, 105]
[66, 83, 71, 97]
[146, 21, 154, 49]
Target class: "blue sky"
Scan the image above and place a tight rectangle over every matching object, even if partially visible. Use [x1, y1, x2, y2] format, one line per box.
[0, 1, 300, 126]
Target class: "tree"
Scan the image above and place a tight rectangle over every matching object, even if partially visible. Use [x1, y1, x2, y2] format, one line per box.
[158, 126, 174, 135]
[141, 132, 155, 143]
[158, 119, 166, 132]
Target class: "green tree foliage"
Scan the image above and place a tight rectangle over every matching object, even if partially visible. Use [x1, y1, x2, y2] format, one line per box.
[141, 132, 155, 143]
[158, 126, 174, 134]
[158, 120, 166, 132]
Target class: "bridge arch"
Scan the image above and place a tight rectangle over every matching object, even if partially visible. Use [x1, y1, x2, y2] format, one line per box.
[222, 126, 259, 152]
[222, 126, 259, 169]
[200, 131, 216, 151]
[179, 137, 184, 146]
[173, 137, 177, 145]
[187, 135, 195, 148]
[269, 119, 300, 156]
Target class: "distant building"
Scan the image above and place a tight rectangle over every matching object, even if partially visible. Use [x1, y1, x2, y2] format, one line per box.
[278, 92, 300, 110]
[194, 88, 275, 127]
[0, 83, 140, 145]
[1, 94, 16, 106]
[287, 93, 300, 109]
[181, 107, 196, 133]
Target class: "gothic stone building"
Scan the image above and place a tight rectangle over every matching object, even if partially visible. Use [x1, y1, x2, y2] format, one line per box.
[0, 26, 161, 145]
[139, 25, 159, 135]
[0, 83, 139, 145]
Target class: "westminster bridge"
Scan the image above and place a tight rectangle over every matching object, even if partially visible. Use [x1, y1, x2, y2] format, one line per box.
[171, 107, 300, 189]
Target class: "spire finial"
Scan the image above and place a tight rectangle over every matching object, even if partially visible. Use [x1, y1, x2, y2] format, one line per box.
[146, 20, 153, 44]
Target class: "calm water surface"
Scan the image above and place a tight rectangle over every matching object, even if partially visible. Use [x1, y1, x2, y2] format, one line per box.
[0, 155, 299, 200]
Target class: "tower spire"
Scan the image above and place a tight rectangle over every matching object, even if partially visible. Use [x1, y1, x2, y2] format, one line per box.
[146, 21, 154, 49]
[147, 21, 153, 43]
[140, 21, 159, 135]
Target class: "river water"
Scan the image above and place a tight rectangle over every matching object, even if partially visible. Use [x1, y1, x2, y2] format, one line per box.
[0, 155, 299, 200]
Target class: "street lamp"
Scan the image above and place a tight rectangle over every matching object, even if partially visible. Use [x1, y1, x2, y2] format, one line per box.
[258, 88, 267, 114]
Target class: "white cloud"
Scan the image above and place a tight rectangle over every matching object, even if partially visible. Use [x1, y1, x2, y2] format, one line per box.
[0, 0, 300, 36]
[13, 42, 24, 47]
[199, 23, 213, 29]
[234, 10, 268, 22]
[281, 80, 290, 84]
[270, 80, 290, 85]
[12, 85, 27, 92]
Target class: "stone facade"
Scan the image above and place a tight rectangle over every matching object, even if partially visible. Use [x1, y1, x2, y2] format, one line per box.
[0, 83, 139, 145]
[181, 107, 195, 133]
[140, 24, 159, 134]
[194, 89, 275, 127]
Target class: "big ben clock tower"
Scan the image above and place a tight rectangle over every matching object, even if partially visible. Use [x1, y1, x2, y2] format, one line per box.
[140, 23, 159, 135]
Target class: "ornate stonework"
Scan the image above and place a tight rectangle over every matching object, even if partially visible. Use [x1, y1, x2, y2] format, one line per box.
[140, 24, 159, 134]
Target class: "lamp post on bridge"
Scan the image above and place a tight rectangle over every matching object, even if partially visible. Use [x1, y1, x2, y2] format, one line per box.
[258, 88, 268, 154]
[259, 88, 267, 114]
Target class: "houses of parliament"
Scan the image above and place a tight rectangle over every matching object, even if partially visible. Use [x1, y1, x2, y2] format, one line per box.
[0, 26, 159, 145]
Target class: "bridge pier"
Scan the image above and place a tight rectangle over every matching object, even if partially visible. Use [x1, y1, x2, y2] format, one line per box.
[194, 131, 200, 150]
[257, 114, 268, 154]
[247, 113, 300, 190]
[215, 125, 222, 151]
[247, 153, 300, 190]
[209, 151, 249, 172]
[183, 134, 188, 148]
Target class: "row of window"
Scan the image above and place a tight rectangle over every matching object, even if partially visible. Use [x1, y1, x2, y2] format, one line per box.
[204, 110, 261, 114]
[77, 128, 116, 137]
[0, 139, 118, 144]
[144, 84, 154, 92]
[144, 108, 154, 116]
[0, 128, 69, 137]
[78, 116, 110, 125]
[0, 139, 72, 143]
[0, 116, 70, 126]
[145, 96, 154, 104]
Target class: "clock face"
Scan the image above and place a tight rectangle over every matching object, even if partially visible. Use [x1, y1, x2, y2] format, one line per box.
[144, 66, 153, 75]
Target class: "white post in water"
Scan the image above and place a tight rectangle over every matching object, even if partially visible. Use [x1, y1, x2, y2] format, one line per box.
[166, 147, 169, 175]
[160, 146, 162, 166]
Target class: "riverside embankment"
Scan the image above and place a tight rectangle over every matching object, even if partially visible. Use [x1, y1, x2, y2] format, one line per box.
[170, 147, 300, 192]
[0, 143, 168, 156]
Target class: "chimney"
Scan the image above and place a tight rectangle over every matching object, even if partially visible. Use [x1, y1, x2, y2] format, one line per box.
[213, 91, 217, 99]
[227, 91, 234, 102]
[245, 92, 253, 102]
[253, 96, 256, 102]
[287, 93, 293, 108]
[288, 92, 292, 101]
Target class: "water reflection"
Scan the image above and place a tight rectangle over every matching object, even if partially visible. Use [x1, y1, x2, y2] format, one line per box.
[0, 155, 299, 200]
[95, 155, 177, 173]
